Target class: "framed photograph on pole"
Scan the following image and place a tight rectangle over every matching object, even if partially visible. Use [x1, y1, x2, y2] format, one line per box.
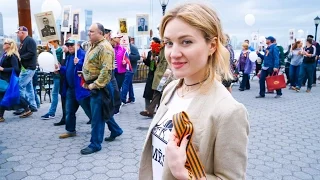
[34, 11, 59, 42]
[119, 18, 128, 35]
[136, 14, 149, 35]
[61, 5, 72, 32]
[72, 10, 80, 40]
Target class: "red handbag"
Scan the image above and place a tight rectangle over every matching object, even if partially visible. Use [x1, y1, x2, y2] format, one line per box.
[266, 72, 286, 91]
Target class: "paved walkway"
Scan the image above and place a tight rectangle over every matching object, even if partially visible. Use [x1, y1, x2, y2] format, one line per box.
[0, 77, 319, 180]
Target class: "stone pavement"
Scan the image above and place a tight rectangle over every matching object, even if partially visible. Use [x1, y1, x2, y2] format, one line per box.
[0, 77, 319, 180]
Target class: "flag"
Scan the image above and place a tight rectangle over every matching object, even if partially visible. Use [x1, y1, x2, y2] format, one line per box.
[123, 51, 132, 71]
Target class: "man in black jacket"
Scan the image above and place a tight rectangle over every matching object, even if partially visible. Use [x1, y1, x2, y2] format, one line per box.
[15, 26, 38, 114]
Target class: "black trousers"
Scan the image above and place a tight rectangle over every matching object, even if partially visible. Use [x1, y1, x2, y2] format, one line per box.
[147, 90, 162, 114]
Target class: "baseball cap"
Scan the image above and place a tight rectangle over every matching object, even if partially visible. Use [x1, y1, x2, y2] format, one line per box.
[307, 35, 314, 39]
[15, 26, 28, 33]
[111, 32, 123, 39]
[266, 36, 275, 42]
[104, 28, 112, 34]
[65, 39, 75, 45]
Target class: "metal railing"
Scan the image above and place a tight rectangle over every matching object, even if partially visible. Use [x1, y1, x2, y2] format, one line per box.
[133, 61, 149, 83]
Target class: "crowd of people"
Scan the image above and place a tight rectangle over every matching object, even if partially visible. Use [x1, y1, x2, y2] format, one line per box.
[223, 34, 319, 98]
[1, 1, 320, 179]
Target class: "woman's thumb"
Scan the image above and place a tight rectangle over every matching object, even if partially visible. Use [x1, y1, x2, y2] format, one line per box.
[180, 134, 191, 149]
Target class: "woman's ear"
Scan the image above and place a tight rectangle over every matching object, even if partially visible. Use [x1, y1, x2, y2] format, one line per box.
[208, 37, 218, 55]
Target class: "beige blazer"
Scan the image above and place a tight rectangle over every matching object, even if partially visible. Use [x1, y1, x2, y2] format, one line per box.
[139, 79, 250, 180]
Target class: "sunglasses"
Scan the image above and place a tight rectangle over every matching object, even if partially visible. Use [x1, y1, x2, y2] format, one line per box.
[66, 44, 75, 47]
[4, 42, 11, 45]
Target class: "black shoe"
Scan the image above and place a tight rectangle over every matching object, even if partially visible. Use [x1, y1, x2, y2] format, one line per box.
[13, 109, 25, 115]
[86, 120, 91, 124]
[238, 88, 244, 91]
[274, 95, 282, 98]
[104, 131, 123, 142]
[80, 147, 100, 155]
[30, 108, 38, 112]
[54, 119, 65, 126]
[255, 95, 265, 98]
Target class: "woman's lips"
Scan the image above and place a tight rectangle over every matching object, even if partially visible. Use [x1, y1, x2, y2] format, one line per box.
[171, 62, 187, 69]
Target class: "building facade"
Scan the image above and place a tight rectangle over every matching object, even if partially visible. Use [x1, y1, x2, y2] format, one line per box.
[84, 10, 92, 41]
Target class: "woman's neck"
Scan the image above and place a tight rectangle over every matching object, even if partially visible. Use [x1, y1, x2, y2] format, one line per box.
[183, 69, 207, 86]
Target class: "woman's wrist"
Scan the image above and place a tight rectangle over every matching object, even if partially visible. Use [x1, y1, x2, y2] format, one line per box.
[173, 167, 189, 180]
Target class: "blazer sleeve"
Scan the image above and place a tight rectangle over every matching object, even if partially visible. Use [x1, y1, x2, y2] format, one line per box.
[208, 103, 249, 180]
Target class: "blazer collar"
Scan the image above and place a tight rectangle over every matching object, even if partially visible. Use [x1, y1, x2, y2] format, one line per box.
[149, 80, 218, 130]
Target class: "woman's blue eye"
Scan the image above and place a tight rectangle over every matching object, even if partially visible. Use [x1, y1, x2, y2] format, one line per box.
[164, 41, 173, 46]
[182, 40, 192, 45]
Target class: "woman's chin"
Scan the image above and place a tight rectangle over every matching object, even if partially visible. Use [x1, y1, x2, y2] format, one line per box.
[172, 72, 185, 80]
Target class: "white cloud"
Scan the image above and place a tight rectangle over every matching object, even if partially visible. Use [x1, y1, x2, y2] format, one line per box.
[1, 0, 320, 46]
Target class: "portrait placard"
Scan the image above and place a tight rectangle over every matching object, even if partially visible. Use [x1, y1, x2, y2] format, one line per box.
[72, 10, 80, 40]
[136, 14, 149, 35]
[119, 18, 128, 35]
[61, 5, 72, 32]
[34, 11, 59, 42]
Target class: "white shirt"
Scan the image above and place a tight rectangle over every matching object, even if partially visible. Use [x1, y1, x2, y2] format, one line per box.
[151, 92, 193, 180]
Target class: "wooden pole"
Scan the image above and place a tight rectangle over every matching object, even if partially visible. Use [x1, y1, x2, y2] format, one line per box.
[17, 0, 32, 37]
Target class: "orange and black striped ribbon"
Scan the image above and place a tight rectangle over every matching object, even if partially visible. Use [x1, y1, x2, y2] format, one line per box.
[172, 111, 206, 179]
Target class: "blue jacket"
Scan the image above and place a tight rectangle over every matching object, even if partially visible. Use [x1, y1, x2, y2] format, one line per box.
[257, 44, 279, 69]
[60, 48, 90, 101]
[129, 44, 140, 73]
[237, 51, 255, 74]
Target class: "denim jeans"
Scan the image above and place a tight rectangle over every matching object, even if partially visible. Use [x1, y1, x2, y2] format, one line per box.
[259, 68, 282, 97]
[120, 71, 135, 103]
[19, 69, 37, 109]
[313, 61, 317, 84]
[33, 86, 40, 108]
[289, 65, 300, 87]
[48, 78, 60, 115]
[65, 88, 91, 133]
[297, 63, 315, 90]
[87, 90, 105, 151]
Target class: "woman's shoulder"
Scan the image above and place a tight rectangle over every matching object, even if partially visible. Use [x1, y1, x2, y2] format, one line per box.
[207, 81, 247, 116]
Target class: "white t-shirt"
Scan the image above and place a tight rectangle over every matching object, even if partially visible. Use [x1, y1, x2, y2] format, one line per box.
[151, 92, 193, 180]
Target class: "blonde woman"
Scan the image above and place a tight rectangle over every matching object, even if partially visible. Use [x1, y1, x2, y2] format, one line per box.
[237, 43, 254, 91]
[139, 3, 249, 180]
[0, 39, 32, 122]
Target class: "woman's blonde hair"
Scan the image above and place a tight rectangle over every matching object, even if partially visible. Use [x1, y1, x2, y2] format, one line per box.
[159, 3, 233, 82]
[3, 38, 20, 60]
[242, 42, 249, 50]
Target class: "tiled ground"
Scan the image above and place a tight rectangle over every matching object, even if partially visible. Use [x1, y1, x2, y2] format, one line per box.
[0, 76, 319, 180]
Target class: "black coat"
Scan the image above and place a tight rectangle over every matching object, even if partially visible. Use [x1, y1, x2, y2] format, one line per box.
[0, 54, 21, 82]
[143, 51, 156, 100]
[19, 36, 37, 70]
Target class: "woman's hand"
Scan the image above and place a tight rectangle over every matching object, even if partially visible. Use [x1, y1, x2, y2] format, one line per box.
[0, 66, 3, 71]
[166, 130, 190, 180]
[141, 52, 147, 60]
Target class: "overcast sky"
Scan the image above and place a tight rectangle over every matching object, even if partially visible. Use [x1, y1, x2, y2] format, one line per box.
[1, 0, 320, 46]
